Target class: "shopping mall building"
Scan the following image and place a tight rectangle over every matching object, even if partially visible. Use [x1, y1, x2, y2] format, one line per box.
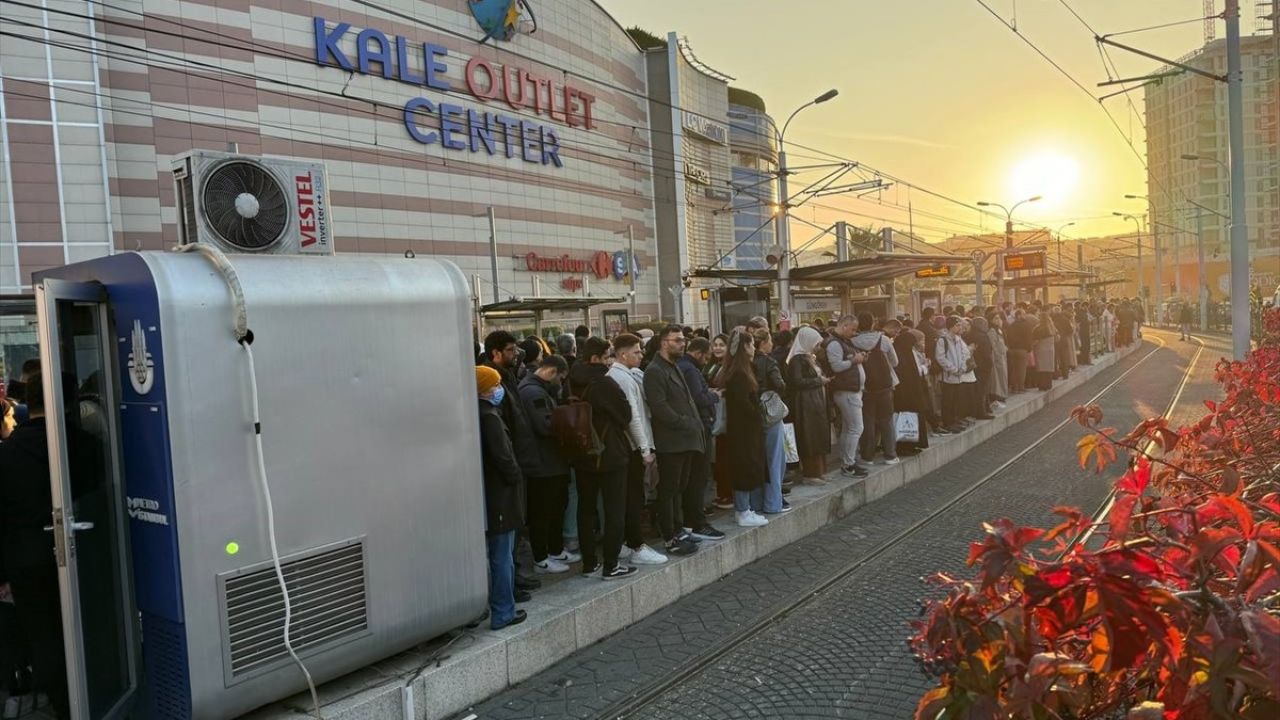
[0, 0, 667, 341]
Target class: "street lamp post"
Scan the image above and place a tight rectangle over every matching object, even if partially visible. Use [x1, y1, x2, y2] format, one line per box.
[1114, 212, 1145, 312]
[1125, 194, 1162, 322]
[1181, 143, 1247, 357]
[776, 88, 839, 326]
[977, 195, 1041, 303]
[1055, 222, 1076, 272]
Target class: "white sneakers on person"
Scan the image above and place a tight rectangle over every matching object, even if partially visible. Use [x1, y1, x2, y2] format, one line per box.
[535, 557, 570, 574]
[882, 457, 901, 465]
[992, 401, 1007, 411]
[548, 549, 582, 564]
[625, 544, 669, 565]
[736, 511, 769, 528]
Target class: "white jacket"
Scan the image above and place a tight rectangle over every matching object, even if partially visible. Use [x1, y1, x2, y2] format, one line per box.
[935, 332, 977, 385]
[608, 364, 654, 453]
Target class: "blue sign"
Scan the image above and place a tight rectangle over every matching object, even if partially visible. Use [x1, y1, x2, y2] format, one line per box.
[612, 251, 641, 281]
[469, 0, 537, 43]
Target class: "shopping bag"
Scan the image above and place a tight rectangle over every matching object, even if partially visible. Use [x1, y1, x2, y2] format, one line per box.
[782, 422, 800, 464]
[894, 411, 920, 444]
[711, 395, 728, 436]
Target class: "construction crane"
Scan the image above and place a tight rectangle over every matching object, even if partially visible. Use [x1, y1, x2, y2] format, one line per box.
[1205, 0, 1217, 42]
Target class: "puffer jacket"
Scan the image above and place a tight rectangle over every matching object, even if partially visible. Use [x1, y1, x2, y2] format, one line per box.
[516, 373, 569, 477]
[935, 331, 976, 384]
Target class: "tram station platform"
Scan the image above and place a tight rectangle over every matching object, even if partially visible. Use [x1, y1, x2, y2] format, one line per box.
[243, 341, 1139, 720]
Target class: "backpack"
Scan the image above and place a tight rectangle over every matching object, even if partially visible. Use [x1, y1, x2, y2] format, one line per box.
[862, 334, 895, 391]
[550, 384, 604, 461]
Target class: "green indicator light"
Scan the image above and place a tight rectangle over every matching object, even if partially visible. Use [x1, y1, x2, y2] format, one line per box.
[225, 541, 240, 556]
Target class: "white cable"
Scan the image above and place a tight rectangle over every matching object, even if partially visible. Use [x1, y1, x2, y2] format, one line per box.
[243, 343, 323, 718]
[173, 243, 249, 342]
[172, 244, 324, 717]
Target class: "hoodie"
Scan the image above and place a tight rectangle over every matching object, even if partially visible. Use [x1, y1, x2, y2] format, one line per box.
[851, 330, 898, 391]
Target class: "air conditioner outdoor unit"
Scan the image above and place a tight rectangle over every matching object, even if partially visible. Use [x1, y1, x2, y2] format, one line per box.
[173, 151, 333, 255]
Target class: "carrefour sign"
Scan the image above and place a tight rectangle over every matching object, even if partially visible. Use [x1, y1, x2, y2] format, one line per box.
[313, 17, 599, 168]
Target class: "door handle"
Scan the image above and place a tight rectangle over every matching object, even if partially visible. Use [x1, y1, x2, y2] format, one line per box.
[43, 521, 94, 532]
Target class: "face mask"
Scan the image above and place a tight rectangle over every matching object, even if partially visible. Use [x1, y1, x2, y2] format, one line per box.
[485, 386, 506, 407]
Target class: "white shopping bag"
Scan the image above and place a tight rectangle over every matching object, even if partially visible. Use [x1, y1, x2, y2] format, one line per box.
[894, 411, 920, 444]
[782, 422, 800, 464]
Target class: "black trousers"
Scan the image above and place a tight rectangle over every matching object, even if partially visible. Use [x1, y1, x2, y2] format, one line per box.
[576, 466, 626, 572]
[527, 474, 569, 562]
[975, 366, 992, 414]
[624, 451, 647, 549]
[682, 439, 710, 531]
[9, 566, 69, 719]
[859, 388, 897, 460]
[941, 382, 964, 428]
[656, 450, 698, 540]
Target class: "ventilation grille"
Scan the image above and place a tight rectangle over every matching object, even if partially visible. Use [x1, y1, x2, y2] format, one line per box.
[221, 540, 368, 679]
[176, 169, 198, 246]
[141, 612, 192, 717]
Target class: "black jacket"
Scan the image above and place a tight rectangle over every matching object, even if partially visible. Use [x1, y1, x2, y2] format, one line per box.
[567, 362, 632, 472]
[516, 373, 569, 478]
[481, 359, 538, 477]
[753, 354, 787, 396]
[478, 401, 524, 535]
[677, 355, 717, 429]
[966, 327, 995, 372]
[0, 418, 101, 576]
[1006, 318, 1035, 352]
[642, 354, 705, 455]
[892, 335, 931, 415]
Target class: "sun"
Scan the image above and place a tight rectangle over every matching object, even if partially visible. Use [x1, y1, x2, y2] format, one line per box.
[1007, 151, 1080, 211]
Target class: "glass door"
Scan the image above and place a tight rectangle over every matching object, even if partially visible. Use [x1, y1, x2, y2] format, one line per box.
[35, 278, 137, 720]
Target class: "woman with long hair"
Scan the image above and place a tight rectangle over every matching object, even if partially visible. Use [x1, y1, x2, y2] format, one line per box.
[1032, 310, 1057, 391]
[785, 327, 830, 482]
[751, 328, 789, 514]
[707, 333, 733, 509]
[716, 330, 769, 527]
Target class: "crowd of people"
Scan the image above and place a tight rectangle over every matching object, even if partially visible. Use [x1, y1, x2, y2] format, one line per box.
[472, 298, 1138, 630]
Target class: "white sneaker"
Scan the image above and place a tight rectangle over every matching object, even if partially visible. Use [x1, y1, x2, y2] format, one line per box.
[882, 457, 901, 465]
[628, 544, 669, 565]
[618, 545, 633, 560]
[534, 557, 570, 574]
[549, 549, 582, 564]
[992, 401, 1007, 411]
[736, 511, 768, 528]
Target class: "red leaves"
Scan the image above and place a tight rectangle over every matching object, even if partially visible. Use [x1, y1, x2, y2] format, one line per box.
[911, 307, 1280, 719]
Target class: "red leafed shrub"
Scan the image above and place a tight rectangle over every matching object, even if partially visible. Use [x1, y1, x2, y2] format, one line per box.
[910, 309, 1280, 720]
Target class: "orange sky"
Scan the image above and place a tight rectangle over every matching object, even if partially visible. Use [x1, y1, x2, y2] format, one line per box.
[599, 0, 1234, 247]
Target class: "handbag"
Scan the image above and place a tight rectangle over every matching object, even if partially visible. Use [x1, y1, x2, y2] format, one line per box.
[760, 390, 788, 427]
[894, 411, 920, 443]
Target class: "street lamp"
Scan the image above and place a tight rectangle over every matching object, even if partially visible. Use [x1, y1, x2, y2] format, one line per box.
[976, 195, 1041, 302]
[1055, 222, 1076, 269]
[775, 88, 839, 326]
[1124, 194, 1164, 316]
[1113, 212, 1146, 312]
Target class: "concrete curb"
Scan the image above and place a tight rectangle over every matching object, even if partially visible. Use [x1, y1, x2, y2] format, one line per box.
[247, 342, 1139, 720]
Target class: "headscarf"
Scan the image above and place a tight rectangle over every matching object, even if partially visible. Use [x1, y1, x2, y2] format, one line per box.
[786, 326, 823, 365]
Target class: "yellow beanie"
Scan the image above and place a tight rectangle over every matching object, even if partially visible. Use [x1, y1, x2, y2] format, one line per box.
[475, 366, 502, 394]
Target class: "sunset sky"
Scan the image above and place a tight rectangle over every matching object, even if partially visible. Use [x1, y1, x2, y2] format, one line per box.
[598, 0, 1232, 248]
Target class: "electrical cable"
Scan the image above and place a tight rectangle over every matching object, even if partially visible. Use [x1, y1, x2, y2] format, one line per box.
[173, 243, 324, 719]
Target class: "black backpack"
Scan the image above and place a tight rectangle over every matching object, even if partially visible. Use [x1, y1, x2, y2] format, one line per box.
[862, 334, 894, 391]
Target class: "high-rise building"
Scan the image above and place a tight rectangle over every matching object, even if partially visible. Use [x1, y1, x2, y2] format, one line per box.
[1144, 31, 1280, 296]
[726, 88, 777, 273]
[643, 32, 735, 324]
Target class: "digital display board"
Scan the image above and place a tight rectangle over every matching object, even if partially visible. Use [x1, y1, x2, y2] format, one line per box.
[1003, 252, 1046, 272]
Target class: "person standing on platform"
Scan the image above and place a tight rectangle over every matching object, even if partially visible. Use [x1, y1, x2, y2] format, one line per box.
[606, 334, 669, 567]
[822, 315, 869, 479]
[786, 327, 831, 482]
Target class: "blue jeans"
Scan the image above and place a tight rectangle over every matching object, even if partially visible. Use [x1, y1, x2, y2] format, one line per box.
[486, 531, 516, 629]
[562, 472, 579, 544]
[734, 488, 764, 513]
[763, 422, 786, 512]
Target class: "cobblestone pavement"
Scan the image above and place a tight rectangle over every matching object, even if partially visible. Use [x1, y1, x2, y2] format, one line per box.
[462, 331, 1219, 720]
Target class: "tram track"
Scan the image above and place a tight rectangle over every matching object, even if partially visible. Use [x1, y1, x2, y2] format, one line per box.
[602, 335, 1201, 720]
